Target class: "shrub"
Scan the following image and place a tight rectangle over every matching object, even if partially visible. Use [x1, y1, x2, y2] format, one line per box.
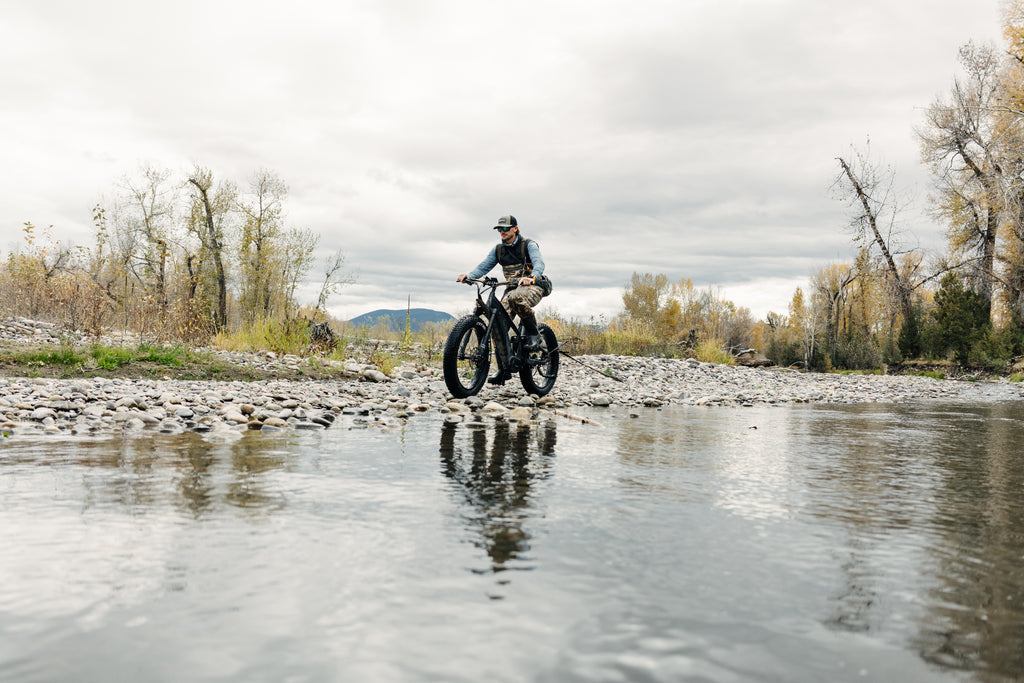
[695, 339, 734, 365]
[766, 338, 801, 368]
[836, 333, 883, 370]
[212, 316, 311, 356]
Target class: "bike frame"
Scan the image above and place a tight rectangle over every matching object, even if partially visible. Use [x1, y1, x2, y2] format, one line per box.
[469, 278, 527, 375]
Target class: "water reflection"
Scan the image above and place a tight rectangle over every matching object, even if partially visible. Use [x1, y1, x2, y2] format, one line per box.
[224, 436, 290, 512]
[178, 441, 217, 517]
[793, 403, 1024, 679]
[439, 419, 556, 575]
[5, 403, 1024, 680]
[0, 432, 296, 518]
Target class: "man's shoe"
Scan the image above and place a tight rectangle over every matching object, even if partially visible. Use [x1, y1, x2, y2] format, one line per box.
[487, 370, 512, 385]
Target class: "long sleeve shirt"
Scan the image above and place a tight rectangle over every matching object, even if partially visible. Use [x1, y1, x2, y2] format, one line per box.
[468, 236, 545, 280]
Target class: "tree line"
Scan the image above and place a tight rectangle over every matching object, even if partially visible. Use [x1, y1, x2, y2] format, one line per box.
[613, 3, 1024, 372]
[0, 165, 351, 343]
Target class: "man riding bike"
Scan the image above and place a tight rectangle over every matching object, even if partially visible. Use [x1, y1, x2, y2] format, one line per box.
[456, 214, 546, 385]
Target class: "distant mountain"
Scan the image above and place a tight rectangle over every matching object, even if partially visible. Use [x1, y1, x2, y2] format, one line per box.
[347, 308, 455, 332]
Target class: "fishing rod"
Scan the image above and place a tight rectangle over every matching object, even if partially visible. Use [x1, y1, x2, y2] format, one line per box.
[549, 344, 627, 383]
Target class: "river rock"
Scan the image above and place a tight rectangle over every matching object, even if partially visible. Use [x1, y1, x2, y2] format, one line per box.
[481, 402, 507, 416]
[508, 407, 532, 421]
[363, 369, 389, 383]
[30, 407, 57, 421]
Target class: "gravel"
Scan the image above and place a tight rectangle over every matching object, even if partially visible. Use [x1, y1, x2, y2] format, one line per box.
[2, 349, 1022, 438]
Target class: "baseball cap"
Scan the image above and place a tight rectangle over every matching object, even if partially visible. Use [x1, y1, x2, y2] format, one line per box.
[493, 215, 517, 229]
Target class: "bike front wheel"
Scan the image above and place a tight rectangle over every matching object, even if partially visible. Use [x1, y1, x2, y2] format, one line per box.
[519, 323, 559, 396]
[443, 315, 491, 398]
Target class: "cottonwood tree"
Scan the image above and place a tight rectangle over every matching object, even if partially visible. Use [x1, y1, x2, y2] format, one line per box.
[621, 272, 671, 328]
[917, 43, 1007, 316]
[111, 164, 177, 315]
[993, 1, 1024, 324]
[280, 226, 319, 316]
[811, 263, 857, 364]
[237, 169, 287, 322]
[788, 287, 821, 369]
[234, 171, 323, 324]
[187, 167, 234, 330]
[620, 272, 752, 350]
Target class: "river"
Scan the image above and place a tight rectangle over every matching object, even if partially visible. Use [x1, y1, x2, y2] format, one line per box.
[1, 402, 1022, 681]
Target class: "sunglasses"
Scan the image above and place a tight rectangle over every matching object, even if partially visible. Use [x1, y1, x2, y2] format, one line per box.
[494, 226, 515, 232]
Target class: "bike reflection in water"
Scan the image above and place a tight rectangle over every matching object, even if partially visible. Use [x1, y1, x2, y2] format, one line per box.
[439, 419, 557, 576]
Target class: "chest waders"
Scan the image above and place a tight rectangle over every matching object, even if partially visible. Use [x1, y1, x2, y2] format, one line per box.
[488, 238, 543, 384]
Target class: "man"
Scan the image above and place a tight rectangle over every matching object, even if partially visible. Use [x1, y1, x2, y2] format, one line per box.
[457, 214, 546, 385]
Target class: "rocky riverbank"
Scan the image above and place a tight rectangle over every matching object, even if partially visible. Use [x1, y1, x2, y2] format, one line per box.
[2, 347, 1022, 438]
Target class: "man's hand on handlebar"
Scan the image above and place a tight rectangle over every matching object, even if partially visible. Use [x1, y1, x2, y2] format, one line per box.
[454, 275, 512, 286]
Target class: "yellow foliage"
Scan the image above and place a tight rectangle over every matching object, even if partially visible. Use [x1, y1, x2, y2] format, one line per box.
[619, 272, 752, 350]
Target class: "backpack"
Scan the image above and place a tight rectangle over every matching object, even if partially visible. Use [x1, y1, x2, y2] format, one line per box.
[495, 238, 553, 297]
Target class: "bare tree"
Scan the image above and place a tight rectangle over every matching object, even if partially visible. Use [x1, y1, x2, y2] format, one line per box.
[835, 150, 916, 327]
[314, 248, 356, 320]
[187, 168, 233, 330]
[280, 227, 319, 317]
[917, 42, 1005, 314]
[119, 164, 176, 313]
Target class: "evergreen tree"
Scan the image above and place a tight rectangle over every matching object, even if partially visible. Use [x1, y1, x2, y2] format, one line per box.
[931, 273, 989, 364]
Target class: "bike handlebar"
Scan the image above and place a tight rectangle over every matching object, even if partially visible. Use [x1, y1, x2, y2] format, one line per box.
[461, 277, 514, 287]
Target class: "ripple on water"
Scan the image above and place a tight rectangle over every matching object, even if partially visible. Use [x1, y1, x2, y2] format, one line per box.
[2, 403, 1024, 681]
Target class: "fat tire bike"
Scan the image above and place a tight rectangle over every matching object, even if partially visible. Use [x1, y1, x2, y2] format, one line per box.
[443, 277, 560, 398]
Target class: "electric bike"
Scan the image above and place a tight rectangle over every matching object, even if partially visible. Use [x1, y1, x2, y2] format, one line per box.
[442, 278, 559, 398]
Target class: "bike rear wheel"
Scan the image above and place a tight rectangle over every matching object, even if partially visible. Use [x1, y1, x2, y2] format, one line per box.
[443, 315, 491, 398]
[519, 323, 559, 396]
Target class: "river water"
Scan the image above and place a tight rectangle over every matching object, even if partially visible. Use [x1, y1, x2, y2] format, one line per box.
[1, 401, 1023, 682]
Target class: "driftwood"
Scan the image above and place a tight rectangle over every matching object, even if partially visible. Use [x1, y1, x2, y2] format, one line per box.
[308, 321, 337, 354]
[551, 409, 603, 427]
[733, 349, 772, 368]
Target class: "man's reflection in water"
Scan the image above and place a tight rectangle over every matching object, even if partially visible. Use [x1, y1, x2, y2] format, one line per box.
[439, 418, 557, 574]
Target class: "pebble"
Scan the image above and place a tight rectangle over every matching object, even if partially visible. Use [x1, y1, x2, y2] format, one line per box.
[1, 320, 1023, 438]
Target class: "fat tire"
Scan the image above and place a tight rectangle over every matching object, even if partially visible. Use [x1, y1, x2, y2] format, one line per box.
[443, 315, 491, 398]
[519, 323, 559, 396]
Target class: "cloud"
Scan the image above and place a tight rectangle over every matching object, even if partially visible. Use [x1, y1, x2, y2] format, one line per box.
[0, 0, 1006, 324]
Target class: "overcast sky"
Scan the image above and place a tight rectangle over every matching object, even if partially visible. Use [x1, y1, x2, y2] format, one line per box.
[0, 0, 1006, 322]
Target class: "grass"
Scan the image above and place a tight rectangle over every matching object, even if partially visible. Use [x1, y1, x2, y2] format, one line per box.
[915, 370, 946, 380]
[88, 343, 194, 370]
[16, 346, 88, 367]
[0, 342, 206, 375]
[212, 316, 312, 356]
[90, 345, 133, 369]
[694, 340, 735, 366]
[0, 340, 345, 381]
